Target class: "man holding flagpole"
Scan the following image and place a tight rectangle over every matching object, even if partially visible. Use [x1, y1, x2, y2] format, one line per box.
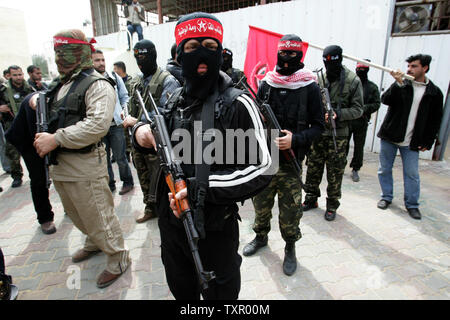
[243, 34, 324, 276]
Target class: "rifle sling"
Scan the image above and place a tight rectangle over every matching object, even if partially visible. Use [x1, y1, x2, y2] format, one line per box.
[194, 85, 219, 239]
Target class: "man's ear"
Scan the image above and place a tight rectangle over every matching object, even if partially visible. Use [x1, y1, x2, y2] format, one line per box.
[424, 65, 429, 73]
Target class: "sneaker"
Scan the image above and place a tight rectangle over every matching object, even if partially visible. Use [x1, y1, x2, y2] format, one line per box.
[302, 201, 318, 212]
[377, 199, 391, 210]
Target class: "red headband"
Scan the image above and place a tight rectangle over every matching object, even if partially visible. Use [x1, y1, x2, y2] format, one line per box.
[278, 40, 303, 52]
[175, 18, 223, 46]
[53, 36, 97, 52]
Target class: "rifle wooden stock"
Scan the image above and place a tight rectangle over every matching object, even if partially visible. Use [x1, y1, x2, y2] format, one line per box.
[134, 89, 215, 291]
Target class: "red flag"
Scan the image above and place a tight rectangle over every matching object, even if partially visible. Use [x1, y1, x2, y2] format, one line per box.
[244, 26, 309, 93]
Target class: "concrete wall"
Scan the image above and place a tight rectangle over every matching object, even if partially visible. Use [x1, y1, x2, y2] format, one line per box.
[0, 7, 32, 75]
[95, 0, 449, 160]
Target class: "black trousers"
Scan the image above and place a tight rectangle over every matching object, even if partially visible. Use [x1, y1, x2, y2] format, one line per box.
[158, 203, 242, 300]
[347, 118, 369, 171]
[20, 147, 54, 225]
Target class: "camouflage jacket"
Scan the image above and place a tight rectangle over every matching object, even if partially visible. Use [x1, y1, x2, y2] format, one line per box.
[0, 80, 34, 126]
[318, 66, 364, 137]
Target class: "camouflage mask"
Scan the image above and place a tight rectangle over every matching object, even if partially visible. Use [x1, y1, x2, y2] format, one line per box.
[54, 30, 94, 83]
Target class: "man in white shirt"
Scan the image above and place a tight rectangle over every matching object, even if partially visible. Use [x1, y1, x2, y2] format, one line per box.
[376, 54, 444, 220]
[124, 0, 144, 51]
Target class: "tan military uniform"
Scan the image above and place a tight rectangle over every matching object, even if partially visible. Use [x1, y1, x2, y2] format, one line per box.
[52, 72, 130, 274]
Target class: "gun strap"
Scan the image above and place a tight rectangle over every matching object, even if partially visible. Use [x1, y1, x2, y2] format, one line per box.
[194, 85, 219, 239]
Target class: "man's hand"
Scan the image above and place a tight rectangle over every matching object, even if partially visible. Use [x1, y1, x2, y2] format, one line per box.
[390, 69, 405, 85]
[275, 129, 293, 150]
[34, 132, 58, 157]
[29, 93, 39, 110]
[123, 115, 138, 128]
[168, 188, 188, 219]
[0, 104, 11, 113]
[325, 111, 337, 123]
[135, 124, 156, 149]
[418, 146, 428, 152]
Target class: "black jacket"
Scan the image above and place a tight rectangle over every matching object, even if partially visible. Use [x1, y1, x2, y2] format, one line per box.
[378, 79, 443, 151]
[133, 72, 272, 230]
[257, 80, 325, 161]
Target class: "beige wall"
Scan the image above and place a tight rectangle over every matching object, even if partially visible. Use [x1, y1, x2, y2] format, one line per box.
[0, 7, 32, 75]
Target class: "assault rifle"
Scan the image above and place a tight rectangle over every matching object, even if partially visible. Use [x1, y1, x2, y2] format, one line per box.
[238, 78, 305, 191]
[36, 92, 52, 188]
[135, 90, 216, 291]
[314, 68, 338, 153]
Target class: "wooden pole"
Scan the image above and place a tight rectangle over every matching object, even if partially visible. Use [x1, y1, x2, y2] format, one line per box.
[308, 42, 415, 81]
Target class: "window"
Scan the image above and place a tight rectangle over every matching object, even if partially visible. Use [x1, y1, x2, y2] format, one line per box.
[392, 0, 450, 36]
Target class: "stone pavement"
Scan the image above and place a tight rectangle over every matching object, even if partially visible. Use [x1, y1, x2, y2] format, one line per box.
[0, 148, 449, 300]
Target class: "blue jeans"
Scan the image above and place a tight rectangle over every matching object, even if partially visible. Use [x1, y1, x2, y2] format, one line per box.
[127, 23, 143, 49]
[378, 139, 420, 209]
[0, 124, 11, 172]
[103, 125, 134, 188]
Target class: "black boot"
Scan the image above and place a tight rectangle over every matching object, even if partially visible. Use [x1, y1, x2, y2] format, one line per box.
[243, 235, 268, 256]
[301, 201, 318, 212]
[283, 242, 297, 276]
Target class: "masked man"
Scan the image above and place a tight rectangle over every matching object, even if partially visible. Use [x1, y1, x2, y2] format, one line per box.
[302, 45, 363, 221]
[32, 29, 130, 288]
[243, 34, 324, 276]
[123, 39, 181, 223]
[132, 12, 272, 299]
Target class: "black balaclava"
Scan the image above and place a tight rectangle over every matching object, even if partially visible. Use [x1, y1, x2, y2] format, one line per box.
[323, 45, 343, 83]
[356, 59, 370, 83]
[175, 12, 223, 101]
[134, 39, 157, 78]
[276, 34, 304, 76]
[221, 48, 233, 72]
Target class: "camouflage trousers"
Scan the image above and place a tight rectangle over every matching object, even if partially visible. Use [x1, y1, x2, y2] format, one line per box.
[4, 141, 23, 180]
[304, 136, 348, 212]
[132, 148, 157, 216]
[252, 161, 303, 243]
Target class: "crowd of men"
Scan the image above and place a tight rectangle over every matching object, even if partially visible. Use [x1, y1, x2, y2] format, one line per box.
[0, 9, 444, 300]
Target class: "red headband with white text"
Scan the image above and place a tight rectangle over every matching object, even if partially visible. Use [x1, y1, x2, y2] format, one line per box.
[278, 40, 304, 52]
[175, 18, 223, 46]
[53, 37, 97, 52]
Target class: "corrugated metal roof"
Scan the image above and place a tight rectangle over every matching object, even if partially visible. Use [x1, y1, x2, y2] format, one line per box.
[113, 0, 291, 20]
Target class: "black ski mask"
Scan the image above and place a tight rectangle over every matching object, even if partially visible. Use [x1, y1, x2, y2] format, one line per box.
[176, 13, 223, 101]
[221, 48, 233, 72]
[134, 40, 157, 78]
[356, 68, 369, 82]
[356, 59, 370, 83]
[323, 45, 343, 83]
[276, 34, 304, 76]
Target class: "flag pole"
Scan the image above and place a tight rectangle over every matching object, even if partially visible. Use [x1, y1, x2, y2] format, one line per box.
[308, 43, 415, 81]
